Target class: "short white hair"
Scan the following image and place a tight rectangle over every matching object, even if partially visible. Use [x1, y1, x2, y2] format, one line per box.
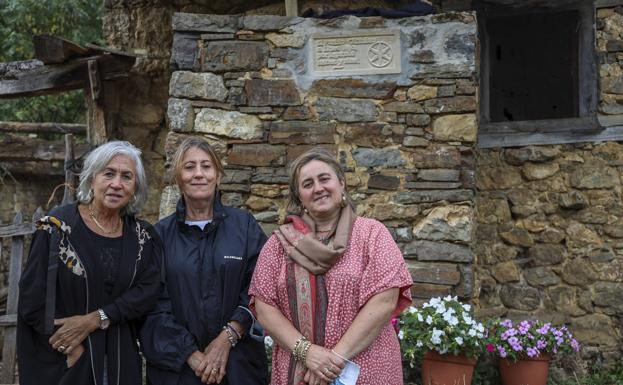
[76, 141, 147, 215]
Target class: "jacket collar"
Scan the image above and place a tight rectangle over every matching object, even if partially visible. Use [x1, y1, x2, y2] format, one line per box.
[176, 190, 227, 230]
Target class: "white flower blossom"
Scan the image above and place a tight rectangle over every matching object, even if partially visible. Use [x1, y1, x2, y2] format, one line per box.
[264, 336, 273, 347]
[398, 330, 404, 340]
[416, 340, 423, 347]
[431, 328, 445, 345]
[408, 306, 417, 314]
[468, 329, 477, 337]
[455, 337, 464, 345]
[462, 304, 471, 312]
[426, 315, 433, 325]
[417, 313, 423, 322]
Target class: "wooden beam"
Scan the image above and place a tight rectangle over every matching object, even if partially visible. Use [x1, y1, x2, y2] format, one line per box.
[0, 136, 89, 163]
[0, 54, 136, 99]
[88, 60, 102, 100]
[0, 121, 86, 135]
[62, 134, 76, 205]
[285, 0, 298, 16]
[33, 35, 89, 64]
[595, 0, 623, 8]
[0, 60, 85, 98]
[0, 161, 66, 176]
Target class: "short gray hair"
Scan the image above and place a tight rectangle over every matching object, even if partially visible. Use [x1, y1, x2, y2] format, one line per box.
[76, 141, 147, 215]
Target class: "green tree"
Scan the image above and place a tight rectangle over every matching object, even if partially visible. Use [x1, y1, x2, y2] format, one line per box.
[0, 0, 103, 123]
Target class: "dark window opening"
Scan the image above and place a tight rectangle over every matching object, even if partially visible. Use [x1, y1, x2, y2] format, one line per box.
[487, 10, 579, 122]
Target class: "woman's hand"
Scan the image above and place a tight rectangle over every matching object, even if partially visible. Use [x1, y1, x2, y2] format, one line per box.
[199, 332, 232, 384]
[304, 369, 329, 385]
[304, 344, 345, 384]
[49, 312, 100, 354]
[66, 343, 85, 368]
[187, 351, 208, 376]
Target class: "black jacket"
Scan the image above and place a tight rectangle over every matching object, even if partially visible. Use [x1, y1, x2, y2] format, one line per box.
[140, 195, 268, 385]
[17, 202, 161, 385]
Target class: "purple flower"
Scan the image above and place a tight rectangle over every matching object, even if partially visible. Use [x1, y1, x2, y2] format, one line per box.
[498, 346, 507, 358]
[527, 347, 539, 357]
[508, 336, 523, 351]
[571, 339, 580, 352]
[519, 321, 531, 335]
[537, 339, 547, 350]
[537, 323, 551, 335]
[501, 319, 513, 328]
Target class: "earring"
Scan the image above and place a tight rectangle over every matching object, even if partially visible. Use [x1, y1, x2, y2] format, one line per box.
[87, 188, 94, 202]
[303, 207, 309, 214]
[340, 193, 347, 208]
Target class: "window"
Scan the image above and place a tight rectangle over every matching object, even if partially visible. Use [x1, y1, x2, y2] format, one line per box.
[477, 1, 605, 147]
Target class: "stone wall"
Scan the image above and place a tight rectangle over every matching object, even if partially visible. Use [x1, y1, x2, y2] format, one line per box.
[473, 7, 623, 364]
[163, 11, 479, 301]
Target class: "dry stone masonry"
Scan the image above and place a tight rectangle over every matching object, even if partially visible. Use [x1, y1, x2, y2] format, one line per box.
[163, 11, 479, 303]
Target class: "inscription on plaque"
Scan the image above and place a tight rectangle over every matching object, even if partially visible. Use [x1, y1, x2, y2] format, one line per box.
[311, 30, 401, 76]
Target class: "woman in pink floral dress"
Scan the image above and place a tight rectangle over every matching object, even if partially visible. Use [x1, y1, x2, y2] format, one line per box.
[249, 148, 413, 385]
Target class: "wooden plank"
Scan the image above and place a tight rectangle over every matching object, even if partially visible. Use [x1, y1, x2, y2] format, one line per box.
[88, 60, 102, 100]
[0, 161, 65, 176]
[86, 86, 107, 145]
[0, 212, 25, 384]
[0, 222, 35, 238]
[0, 121, 86, 135]
[0, 136, 89, 162]
[0, 60, 86, 98]
[62, 134, 76, 205]
[285, 0, 298, 16]
[33, 35, 89, 64]
[595, 0, 623, 8]
[0, 54, 135, 99]
[478, 124, 623, 148]
[0, 314, 17, 327]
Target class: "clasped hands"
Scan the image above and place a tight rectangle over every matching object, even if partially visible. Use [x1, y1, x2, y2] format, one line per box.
[49, 312, 100, 368]
[303, 345, 346, 385]
[187, 331, 232, 384]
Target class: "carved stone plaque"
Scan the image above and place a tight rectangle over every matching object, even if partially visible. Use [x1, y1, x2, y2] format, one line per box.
[311, 30, 401, 76]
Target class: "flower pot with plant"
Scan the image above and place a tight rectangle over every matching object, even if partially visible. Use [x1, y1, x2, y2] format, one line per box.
[399, 295, 486, 385]
[486, 319, 580, 385]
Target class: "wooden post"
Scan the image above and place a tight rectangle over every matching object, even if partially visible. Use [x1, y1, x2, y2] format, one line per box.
[0, 212, 25, 384]
[86, 59, 107, 146]
[62, 134, 76, 205]
[285, 0, 298, 16]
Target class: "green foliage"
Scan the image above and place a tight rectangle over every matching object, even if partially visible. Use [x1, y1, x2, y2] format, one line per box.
[0, 0, 103, 122]
[399, 296, 486, 368]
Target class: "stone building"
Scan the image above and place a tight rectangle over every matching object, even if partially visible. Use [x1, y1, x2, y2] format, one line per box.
[2, 0, 622, 376]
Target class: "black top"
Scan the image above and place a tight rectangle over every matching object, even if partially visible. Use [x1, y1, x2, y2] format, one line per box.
[140, 193, 268, 385]
[87, 225, 123, 295]
[17, 203, 161, 385]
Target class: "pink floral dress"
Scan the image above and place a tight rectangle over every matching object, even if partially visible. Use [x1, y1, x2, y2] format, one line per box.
[250, 217, 413, 385]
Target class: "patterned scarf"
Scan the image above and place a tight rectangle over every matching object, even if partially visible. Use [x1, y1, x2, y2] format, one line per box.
[274, 207, 356, 385]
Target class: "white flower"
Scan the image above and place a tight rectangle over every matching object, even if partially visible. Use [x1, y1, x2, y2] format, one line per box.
[448, 316, 459, 326]
[462, 304, 471, 312]
[264, 336, 273, 347]
[398, 330, 404, 340]
[416, 340, 423, 347]
[476, 324, 485, 333]
[468, 329, 477, 337]
[455, 337, 464, 345]
[408, 306, 417, 314]
[426, 315, 433, 325]
[463, 315, 473, 325]
[431, 328, 445, 345]
[417, 313, 423, 322]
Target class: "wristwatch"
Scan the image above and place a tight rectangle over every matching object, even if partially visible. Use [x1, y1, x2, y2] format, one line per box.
[97, 309, 110, 330]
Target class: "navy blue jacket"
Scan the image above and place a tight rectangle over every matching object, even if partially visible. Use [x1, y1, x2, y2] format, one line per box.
[140, 194, 268, 385]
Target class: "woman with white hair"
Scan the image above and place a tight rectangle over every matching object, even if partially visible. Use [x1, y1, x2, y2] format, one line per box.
[17, 140, 161, 385]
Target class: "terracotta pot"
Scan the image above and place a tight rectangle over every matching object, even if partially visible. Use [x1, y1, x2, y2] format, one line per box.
[421, 350, 477, 385]
[499, 353, 551, 385]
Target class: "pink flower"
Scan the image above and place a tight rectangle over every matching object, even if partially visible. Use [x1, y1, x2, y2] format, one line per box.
[486, 344, 495, 353]
[391, 318, 400, 333]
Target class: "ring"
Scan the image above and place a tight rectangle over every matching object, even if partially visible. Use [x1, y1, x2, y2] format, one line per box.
[324, 367, 332, 375]
[58, 345, 67, 352]
[211, 368, 218, 372]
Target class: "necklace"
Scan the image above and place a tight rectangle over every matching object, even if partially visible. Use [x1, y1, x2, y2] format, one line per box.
[88, 205, 121, 234]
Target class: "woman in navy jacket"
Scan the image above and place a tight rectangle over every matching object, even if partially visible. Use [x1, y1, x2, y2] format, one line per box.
[140, 137, 267, 385]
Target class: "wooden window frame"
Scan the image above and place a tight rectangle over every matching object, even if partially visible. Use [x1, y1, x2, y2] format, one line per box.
[477, 1, 623, 148]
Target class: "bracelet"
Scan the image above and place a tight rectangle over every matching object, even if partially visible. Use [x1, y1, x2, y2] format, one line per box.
[291, 336, 312, 365]
[223, 326, 238, 347]
[300, 340, 312, 365]
[226, 322, 242, 340]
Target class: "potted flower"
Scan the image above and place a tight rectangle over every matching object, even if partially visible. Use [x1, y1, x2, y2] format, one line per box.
[399, 295, 486, 385]
[486, 319, 580, 385]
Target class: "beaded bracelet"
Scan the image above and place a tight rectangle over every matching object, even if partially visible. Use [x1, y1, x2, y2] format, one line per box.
[226, 322, 242, 340]
[223, 325, 238, 347]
